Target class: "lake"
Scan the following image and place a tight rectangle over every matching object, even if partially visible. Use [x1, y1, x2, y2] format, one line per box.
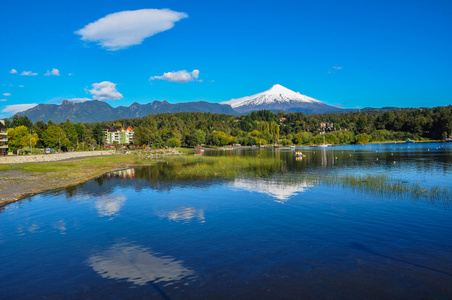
[1, 143, 452, 299]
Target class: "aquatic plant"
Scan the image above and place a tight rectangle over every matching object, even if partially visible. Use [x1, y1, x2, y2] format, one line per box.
[157, 156, 452, 207]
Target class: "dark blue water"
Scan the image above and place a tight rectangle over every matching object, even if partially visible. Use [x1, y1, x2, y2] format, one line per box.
[1, 143, 452, 299]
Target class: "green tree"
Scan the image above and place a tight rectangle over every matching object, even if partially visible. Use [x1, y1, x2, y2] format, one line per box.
[270, 121, 280, 142]
[184, 129, 205, 147]
[216, 131, 231, 146]
[280, 139, 292, 146]
[7, 126, 39, 150]
[74, 123, 86, 143]
[355, 133, 371, 144]
[42, 125, 69, 150]
[294, 132, 313, 145]
[61, 119, 78, 146]
[10, 115, 33, 129]
[133, 126, 153, 145]
[92, 123, 104, 145]
[166, 137, 181, 148]
[206, 133, 220, 146]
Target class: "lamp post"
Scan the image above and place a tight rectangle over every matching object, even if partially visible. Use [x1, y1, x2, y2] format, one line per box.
[29, 129, 32, 155]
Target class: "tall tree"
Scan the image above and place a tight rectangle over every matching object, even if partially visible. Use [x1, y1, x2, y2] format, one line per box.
[74, 123, 87, 142]
[10, 115, 33, 129]
[61, 119, 78, 145]
[42, 125, 69, 150]
[92, 123, 104, 145]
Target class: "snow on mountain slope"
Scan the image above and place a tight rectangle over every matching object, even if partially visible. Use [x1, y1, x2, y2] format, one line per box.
[222, 84, 322, 108]
[221, 84, 341, 114]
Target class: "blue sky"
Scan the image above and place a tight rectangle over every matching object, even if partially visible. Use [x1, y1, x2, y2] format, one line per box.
[1, 0, 451, 118]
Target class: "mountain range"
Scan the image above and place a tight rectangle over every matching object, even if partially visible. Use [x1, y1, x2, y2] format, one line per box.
[17, 84, 357, 123]
[17, 99, 237, 123]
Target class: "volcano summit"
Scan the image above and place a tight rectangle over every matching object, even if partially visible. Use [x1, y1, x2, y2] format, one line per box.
[222, 84, 342, 114]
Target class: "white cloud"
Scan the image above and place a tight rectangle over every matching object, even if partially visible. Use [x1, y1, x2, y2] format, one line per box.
[333, 66, 343, 70]
[89, 81, 123, 100]
[21, 71, 38, 76]
[0, 99, 7, 102]
[68, 98, 91, 103]
[10, 69, 18, 74]
[44, 68, 60, 76]
[19, 85, 24, 88]
[150, 69, 200, 83]
[75, 9, 188, 51]
[3, 93, 11, 96]
[1, 103, 38, 114]
[68, 73, 73, 76]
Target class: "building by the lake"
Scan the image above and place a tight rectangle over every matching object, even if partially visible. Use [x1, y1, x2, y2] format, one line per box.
[0, 120, 8, 156]
[103, 126, 134, 145]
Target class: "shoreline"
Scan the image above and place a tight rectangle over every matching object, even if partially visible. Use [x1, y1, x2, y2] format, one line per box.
[0, 150, 115, 165]
[0, 149, 182, 208]
[199, 140, 443, 150]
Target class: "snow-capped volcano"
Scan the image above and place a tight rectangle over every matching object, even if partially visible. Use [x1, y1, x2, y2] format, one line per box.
[223, 84, 321, 108]
[222, 84, 342, 114]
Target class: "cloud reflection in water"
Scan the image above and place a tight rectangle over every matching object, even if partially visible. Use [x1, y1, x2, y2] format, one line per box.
[95, 195, 126, 217]
[156, 207, 205, 223]
[89, 243, 196, 286]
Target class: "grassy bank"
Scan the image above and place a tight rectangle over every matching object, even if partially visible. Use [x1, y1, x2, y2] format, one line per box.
[0, 152, 164, 207]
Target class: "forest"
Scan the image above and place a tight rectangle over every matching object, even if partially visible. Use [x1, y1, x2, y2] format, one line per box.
[3, 105, 452, 152]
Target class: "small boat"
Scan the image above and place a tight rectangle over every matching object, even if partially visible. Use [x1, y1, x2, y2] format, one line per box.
[318, 135, 330, 147]
[445, 138, 452, 143]
[294, 151, 306, 157]
[406, 138, 415, 143]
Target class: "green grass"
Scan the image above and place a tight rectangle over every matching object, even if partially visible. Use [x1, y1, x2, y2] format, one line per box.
[156, 156, 452, 205]
[175, 147, 195, 154]
[159, 155, 281, 180]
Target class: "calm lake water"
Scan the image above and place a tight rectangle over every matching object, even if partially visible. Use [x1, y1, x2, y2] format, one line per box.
[1, 143, 452, 299]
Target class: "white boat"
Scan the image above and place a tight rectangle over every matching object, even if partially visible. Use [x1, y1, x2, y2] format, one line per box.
[445, 138, 452, 143]
[406, 138, 415, 143]
[318, 135, 330, 147]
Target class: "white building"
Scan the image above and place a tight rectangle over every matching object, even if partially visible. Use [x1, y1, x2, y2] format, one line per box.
[0, 120, 7, 156]
[103, 126, 134, 145]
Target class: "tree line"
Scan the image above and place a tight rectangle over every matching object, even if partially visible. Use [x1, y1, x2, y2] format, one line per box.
[4, 105, 452, 152]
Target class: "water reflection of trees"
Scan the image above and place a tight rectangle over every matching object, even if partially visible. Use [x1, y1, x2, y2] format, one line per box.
[62, 147, 452, 207]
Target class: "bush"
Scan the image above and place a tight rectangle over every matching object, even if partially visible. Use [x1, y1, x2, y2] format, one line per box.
[166, 138, 181, 148]
[355, 133, 371, 144]
[280, 139, 292, 146]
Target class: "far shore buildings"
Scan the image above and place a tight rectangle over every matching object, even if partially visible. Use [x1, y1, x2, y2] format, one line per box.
[103, 126, 134, 145]
[0, 120, 7, 156]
